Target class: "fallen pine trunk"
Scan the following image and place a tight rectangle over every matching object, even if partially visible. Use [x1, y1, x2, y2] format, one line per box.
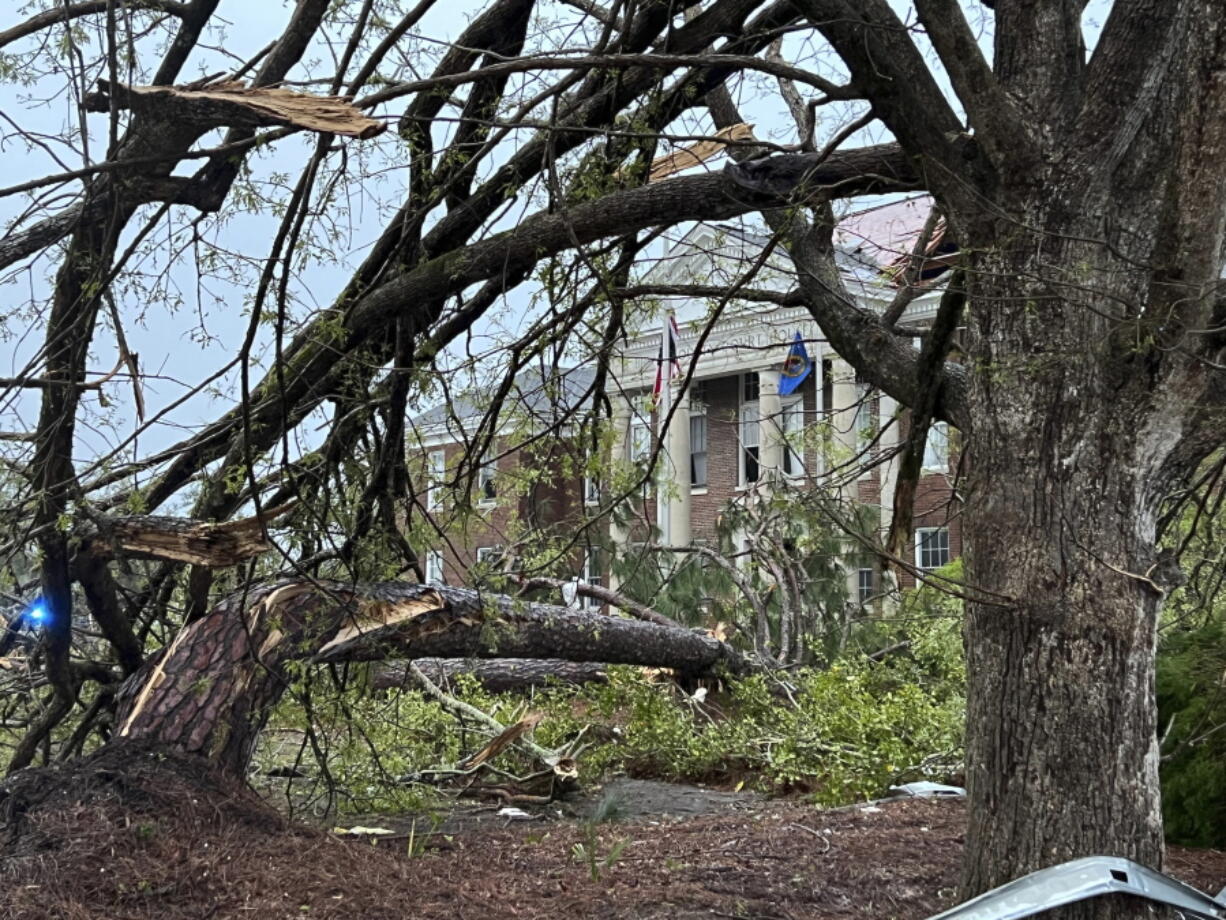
[115, 579, 749, 775]
[373, 658, 609, 693]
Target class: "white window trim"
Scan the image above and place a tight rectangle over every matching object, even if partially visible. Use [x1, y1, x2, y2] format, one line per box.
[477, 451, 497, 505]
[858, 567, 875, 603]
[689, 409, 708, 489]
[629, 417, 651, 463]
[581, 549, 603, 609]
[922, 421, 950, 472]
[914, 526, 951, 571]
[427, 450, 445, 511]
[583, 474, 600, 505]
[781, 396, 805, 478]
[476, 545, 503, 566]
[629, 416, 652, 497]
[855, 381, 876, 451]
[739, 377, 760, 488]
[425, 549, 444, 584]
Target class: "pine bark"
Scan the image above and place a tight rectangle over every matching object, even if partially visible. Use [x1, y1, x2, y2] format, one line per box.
[372, 658, 609, 693]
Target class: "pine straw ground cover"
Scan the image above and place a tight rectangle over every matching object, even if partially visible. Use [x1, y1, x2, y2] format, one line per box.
[2, 742, 1224, 920]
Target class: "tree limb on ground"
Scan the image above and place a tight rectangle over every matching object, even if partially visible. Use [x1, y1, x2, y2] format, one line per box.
[114, 579, 748, 775]
[515, 575, 682, 628]
[373, 658, 609, 693]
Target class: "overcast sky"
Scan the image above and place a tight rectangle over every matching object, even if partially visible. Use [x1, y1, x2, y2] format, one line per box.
[0, 0, 1113, 495]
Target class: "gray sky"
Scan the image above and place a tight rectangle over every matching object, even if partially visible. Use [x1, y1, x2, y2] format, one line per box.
[0, 0, 1114, 499]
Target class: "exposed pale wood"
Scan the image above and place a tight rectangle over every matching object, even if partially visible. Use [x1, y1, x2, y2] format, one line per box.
[460, 710, 544, 770]
[84, 79, 386, 139]
[83, 502, 295, 566]
[618, 122, 755, 182]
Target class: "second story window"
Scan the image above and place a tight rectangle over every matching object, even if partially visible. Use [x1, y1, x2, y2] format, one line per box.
[781, 399, 805, 477]
[427, 450, 445, 511]
[690, 412, 707, 488]
[584, 473, 600, 505]
[740, 401, 760, 485]
[855, 380, 877, 451]
[478, 448, 497, 503]
[629, 418, 651, 464]
[923, 421, 950, 471]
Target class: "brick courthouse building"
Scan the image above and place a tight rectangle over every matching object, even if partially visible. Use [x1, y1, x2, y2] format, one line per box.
[410, 198, 961, 602]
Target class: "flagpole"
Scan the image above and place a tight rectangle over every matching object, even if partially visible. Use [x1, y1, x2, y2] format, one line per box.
[657, 311, 672, 548]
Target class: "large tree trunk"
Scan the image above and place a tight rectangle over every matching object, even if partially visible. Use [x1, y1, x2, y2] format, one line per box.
[958, 182, 1178, 896]
[114, 580, 747, 776]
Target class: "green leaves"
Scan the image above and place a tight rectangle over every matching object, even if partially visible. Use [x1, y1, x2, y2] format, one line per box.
[257, 645, 965, 815]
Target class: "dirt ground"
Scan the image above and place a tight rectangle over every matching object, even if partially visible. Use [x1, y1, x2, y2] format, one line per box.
[2, 743, 1225, 920]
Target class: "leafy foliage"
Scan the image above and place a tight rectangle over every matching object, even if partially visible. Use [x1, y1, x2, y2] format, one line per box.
[611, 482, 859, 663]
[1157, 604, 1226, 846]
[256, 611, 966, 815]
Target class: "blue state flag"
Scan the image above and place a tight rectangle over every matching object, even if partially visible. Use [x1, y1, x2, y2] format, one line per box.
[777, 332, 811, 396]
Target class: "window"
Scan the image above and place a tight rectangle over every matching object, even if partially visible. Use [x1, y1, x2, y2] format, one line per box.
[740, 401, 760, 485]
[915, 527, 951, 571]
[740, 373, 761, 486]
[690, 412, 708, 487]
[584, 473, 600, 505]
[581, 548, 603, 609]
[425, 549, 444, 584]
[629, 418, 651, 463]
[855, 381, 877, 450]
[628, 416, 653, 497]
[426, 450, 445, 511]
[781, 399, 805, 477]
[478, 449, 497, 503]
[858, 567, 875, 603]
[923, 421, 950, 471]
[475, 545, 503, 569]
[474, 545, 505, 586]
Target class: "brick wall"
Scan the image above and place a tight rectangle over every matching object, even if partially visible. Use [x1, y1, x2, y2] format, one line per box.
[414, 436, 592, 585]
[412, 370, 962, 591]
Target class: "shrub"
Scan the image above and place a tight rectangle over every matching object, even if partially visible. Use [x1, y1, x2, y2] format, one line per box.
[1157, 613, 1226, 846]
[258, 622, 965, 813]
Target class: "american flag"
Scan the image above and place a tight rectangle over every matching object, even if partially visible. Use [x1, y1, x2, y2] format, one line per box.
[652, 313, 683, 398]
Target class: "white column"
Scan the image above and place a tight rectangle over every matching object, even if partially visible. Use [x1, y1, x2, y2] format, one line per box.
[876, 394, 900, 534]
[607, 394, 633, 594]
[830, 356, 859, 466]
[758, 368, 783, 484]
[875, 393, 901, 600]
[666, 380, 691, 547]
[830, 357, 861, 598]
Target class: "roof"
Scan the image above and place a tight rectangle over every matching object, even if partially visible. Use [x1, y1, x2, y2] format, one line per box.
[833, 196, 955, 282]
[411, 364, 599, 433]
[643, 196, 950, 296]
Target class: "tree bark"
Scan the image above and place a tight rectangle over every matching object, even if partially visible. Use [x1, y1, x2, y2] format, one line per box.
[958, 188, 1175, 897]
[114, 580, 747, 775]
[756, 3, 1226, 905]
[373, 658, 609, 693]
